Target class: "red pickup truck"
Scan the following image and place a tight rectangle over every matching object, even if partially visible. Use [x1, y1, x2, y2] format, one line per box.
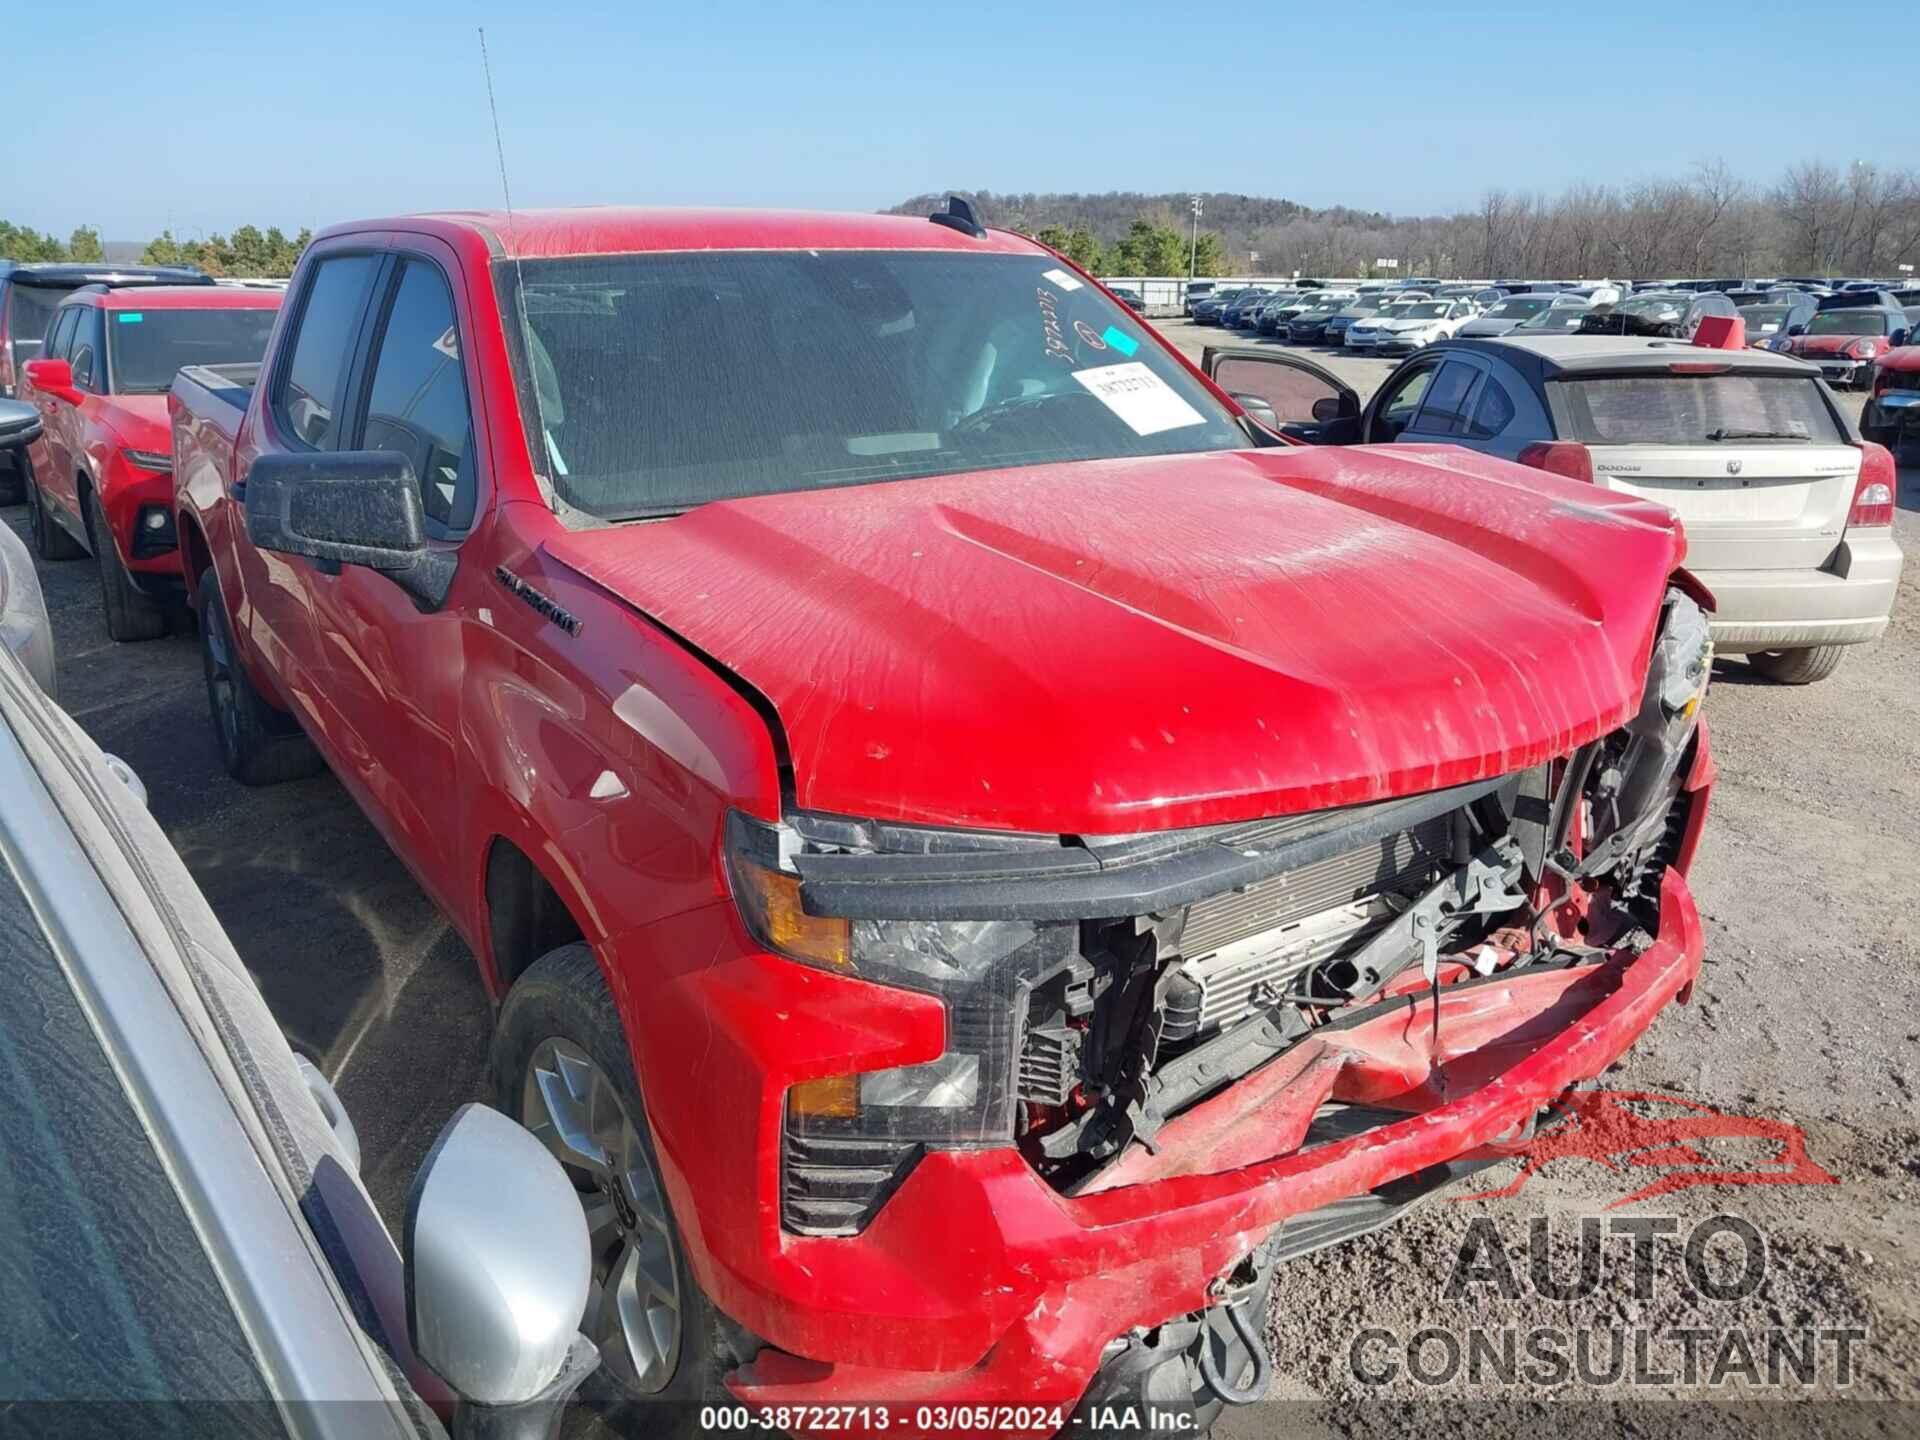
[171, 204, 1716, 1435]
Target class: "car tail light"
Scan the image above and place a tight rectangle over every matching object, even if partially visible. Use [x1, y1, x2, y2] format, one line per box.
[1848, 442, 1897, 529]
[1516, 441, 1594, 483]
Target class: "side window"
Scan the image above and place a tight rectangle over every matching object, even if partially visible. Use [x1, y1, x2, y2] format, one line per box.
[1466, 377, 1518, 440]
[69, 309, 105, 392]
[274, 255, 380, 450]
[357, 260, 476, 534]
[46, 307, 80, 364]
[1408, 361, 1479, 436]
[1372, 363, 1437, 441]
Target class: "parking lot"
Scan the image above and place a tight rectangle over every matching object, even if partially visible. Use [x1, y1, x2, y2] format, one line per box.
[12, 335, 1919, 1423]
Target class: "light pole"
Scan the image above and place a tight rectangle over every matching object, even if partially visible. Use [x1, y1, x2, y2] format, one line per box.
[1189, 195, 1202, 279]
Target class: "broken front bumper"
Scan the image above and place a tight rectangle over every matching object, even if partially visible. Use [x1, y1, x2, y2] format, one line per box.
[728, 835, 1711, 1420]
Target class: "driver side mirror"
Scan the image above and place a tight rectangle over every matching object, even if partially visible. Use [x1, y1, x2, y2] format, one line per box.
[406, 1104, 600, 1428]
[0, 398, 43, 454]
[22, 358, 80, 405]
[244, 451, 455, 606]
[1788, 323, 1807, 336]
[1311, 396, 1344, 423]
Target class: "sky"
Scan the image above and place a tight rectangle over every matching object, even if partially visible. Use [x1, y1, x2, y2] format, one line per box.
[2, 0, 1902, 244]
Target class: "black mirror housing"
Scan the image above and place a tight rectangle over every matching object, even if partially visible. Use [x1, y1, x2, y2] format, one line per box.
[1310, 395, 1343, 423]
[244, 451, 455, 606]
[0, 398, 43, 454]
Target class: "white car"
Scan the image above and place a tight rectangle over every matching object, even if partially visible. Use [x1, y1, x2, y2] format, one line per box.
[1370, 299, 1476, 353]
[1344, 297, 1430, 350]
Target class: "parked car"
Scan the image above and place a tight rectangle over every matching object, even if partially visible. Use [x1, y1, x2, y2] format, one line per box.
[1220, 287, 1276, 327]
[1738, 296, 1817, 348]
[1108, 285, 1147, 312]
[1344, 297, 1431, 349]
[1508, 299, 1596, 334]
[174, 203, 1716, 1435]
[1321, 296, 1389, 345]
[1372, 298, 1477, 353]
[1285, 294, 1360, 345]
[1458, 293, 1579, 337]
[1778, 291, 1912, 388]
[0, 399, 602, 1440]
[1579, 290, 1739, 338]
[1261, 334, 1901, 684]
[1862, 337, 1920, 457]
[1191, 287, 1244, 324]
[0, 262, 213, 500]
[1183, 281, 1218, 316]
[18, 284, 281, 640]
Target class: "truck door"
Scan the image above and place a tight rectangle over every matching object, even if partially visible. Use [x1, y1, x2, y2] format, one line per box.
[229, 249, 384, 739]
[297, 247, 479, 910]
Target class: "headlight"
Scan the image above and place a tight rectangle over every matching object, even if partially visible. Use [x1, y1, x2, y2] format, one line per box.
[122, 447, 172, 473]
[1850, 338, 1881, 359]
[726, 811, 1069, 1153]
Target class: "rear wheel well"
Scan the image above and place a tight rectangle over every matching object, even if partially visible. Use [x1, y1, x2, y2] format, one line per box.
[179, 514, 213, 605]
[484, 837, 587, 994]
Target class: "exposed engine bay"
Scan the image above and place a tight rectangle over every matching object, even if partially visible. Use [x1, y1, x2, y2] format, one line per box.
[1013, 588, 1712, 1191]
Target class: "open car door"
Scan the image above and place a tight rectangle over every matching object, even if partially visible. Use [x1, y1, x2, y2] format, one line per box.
[1201, 347, 1362, 443]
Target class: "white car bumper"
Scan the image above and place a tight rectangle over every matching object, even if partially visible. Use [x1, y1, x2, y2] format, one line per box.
[1697, 533, 1906, 652]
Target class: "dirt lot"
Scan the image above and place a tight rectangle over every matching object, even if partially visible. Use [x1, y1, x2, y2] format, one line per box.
[13, 338, 1917, 1433]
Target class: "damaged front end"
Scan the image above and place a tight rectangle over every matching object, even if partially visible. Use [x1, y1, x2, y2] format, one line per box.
[722, 587, 1713, 1415]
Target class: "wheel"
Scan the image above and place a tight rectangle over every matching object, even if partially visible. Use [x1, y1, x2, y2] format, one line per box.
[25, 464, 84, 560]
[196, 565, 324, 784]
[493, 944, 744, 1437]
[1750, 645, 1846, 685]
[87, 491, 167, 642]
[0, 454, 22, 505]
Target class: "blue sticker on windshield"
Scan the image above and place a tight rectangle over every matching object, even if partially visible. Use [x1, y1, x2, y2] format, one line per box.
[117, 313, 144, 324]
[1101, 325, 1140, 357]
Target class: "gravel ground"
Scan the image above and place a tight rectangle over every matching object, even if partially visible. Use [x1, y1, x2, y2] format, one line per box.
[10, 340, 1916, 1433]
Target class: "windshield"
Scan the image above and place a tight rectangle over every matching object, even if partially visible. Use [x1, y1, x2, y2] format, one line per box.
[106, 308, 278, 394]
[1740, 306, 1789, 332]
[1489, 297, 1551, 319]
[1517, 307, 1585, 329]
[505, 251, 1247, 521]
[1400, 303, 1448, 319]
[1805, 310, 1889, 336]
[1617, 294, 1688, 321]
[1558, 374, 1843, 445]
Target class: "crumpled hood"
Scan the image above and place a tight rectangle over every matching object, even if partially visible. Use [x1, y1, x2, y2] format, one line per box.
[545, 446, 1686, 834]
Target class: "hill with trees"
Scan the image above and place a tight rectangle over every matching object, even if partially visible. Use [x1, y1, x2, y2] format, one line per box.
[1, 220, 309, 277]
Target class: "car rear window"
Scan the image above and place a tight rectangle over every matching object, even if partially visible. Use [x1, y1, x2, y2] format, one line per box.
[1556, 373, 1843, 445]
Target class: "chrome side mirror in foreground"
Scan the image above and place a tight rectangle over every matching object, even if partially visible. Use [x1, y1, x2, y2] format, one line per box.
[405, 1104, 599, 1440]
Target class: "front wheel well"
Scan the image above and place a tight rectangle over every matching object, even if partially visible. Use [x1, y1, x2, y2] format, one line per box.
[178, 514, 213, 605]
[483, 837, 587, 994]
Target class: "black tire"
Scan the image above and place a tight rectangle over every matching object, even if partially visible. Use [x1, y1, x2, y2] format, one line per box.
[196, 565, 325, 785]
[87, 490, 167, 642]
[1750, 645, 1846, 685]
[492, 944, 745, 1439]
[25, 463, 84, 560]
[0, 454, 23, 505]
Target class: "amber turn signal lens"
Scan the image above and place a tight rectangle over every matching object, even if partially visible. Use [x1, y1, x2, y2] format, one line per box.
[788, 1074, 859, 1119]
[732, 857, 853, 971]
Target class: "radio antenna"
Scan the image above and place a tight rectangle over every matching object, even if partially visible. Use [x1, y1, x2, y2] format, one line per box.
[477, 26, 557, 502]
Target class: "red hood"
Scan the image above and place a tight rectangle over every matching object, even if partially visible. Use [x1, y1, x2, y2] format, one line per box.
[98, 394, 171, 449]
[1876, 344, 1920, 372]
[544, 447, 1685, 834]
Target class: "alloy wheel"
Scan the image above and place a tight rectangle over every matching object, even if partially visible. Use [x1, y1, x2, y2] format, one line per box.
[522, 1037, 682, 1395]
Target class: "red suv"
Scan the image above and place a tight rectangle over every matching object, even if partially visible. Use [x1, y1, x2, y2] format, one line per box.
[173, 205, 1716, 1435]
[19, 283, 280, 639]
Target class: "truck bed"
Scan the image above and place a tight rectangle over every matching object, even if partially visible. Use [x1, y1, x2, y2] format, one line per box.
[172, 362, 259, 439]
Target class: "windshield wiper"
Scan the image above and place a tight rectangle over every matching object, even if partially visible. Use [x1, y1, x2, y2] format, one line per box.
[1704, 428, 1807, 442]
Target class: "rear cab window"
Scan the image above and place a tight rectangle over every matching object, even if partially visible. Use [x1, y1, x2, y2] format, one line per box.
[1555, 372, 1844, 445]
[108, 308, 278, 395]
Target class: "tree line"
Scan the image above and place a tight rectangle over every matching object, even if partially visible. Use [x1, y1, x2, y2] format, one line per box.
[895, 161, 1920, 279]
[1, 220, 310, 278]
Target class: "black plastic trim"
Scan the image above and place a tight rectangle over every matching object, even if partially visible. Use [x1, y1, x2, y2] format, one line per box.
[793, 776, 1507, 921]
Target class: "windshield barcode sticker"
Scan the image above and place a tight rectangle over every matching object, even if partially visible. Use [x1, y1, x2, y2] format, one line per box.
[1071, 362, 1205, 436]
[1041, 268, 1084, 292]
